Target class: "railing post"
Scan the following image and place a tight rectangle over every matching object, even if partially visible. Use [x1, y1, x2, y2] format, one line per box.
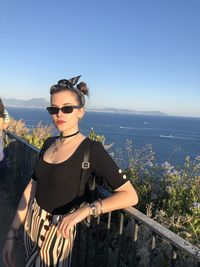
[104, 212, 111, 267]
[170, 245, 177, 267]
[130, 219, 139, 267]
[149, 232, 156, 267]
[95, 214, 101, 266]
[117, 213, 124, 267]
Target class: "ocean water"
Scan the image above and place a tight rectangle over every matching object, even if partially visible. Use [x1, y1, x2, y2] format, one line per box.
[6, 107, 200, 167]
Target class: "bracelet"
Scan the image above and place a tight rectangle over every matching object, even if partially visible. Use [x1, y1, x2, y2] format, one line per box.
[85, 202, 98, 227]
[6, 236, 16, 241]
[89, 202, 97, 217]
[98, 199, 103, 215]
[85, 203, 91, 227]
[8, 227, 19, 240]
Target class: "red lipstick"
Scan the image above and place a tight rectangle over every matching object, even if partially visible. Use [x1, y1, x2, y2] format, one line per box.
[56, 120, 66, 125]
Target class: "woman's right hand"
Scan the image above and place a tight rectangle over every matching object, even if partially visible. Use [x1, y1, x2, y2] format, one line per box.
[2, 239, 16, 267]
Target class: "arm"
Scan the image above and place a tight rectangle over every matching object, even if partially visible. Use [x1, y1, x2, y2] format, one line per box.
[58, 182, 138, 239]
[8, 179, 37, 232]
[0, 117, 3, 130]
[3, 110, 10, 130]
[95, 181, 138, 213]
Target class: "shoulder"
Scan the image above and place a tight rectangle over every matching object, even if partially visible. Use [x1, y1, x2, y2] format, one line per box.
[88, 140, 110, 159]
[44, 136, 57, 144]
[43, 136, 57, 147]
[86, 139, 104, 151]
[40, 136, 57, 155]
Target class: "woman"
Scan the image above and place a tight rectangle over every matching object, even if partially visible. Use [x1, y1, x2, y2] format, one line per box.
[2, 76, 138, 267]
[0, 99, 11, 172]
[0, 98, 7, 162]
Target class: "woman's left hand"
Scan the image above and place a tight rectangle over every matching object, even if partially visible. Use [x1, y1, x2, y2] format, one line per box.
[57, 205, 89, 239]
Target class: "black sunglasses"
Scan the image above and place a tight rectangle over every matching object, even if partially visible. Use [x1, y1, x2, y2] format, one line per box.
[46, 105, 81, 115]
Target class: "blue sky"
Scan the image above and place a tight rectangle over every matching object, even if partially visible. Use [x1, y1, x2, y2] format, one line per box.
[0, 0, 199, 116]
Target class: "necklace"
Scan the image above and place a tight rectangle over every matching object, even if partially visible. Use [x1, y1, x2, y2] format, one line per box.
[52, 131, 80, 155]
[60, 130, 80, 139]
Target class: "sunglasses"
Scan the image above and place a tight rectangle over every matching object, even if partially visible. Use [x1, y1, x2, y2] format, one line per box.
[46, 105, 81, 115]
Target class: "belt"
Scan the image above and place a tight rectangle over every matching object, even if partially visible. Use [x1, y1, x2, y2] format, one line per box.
[32, 198, 75, 226]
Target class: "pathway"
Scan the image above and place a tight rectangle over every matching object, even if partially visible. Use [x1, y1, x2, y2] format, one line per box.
[0, 187, 25, 266]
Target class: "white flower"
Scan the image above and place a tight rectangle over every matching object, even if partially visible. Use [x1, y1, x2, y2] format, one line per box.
[166, 186, 172, 194]
[192, 202, 200, 209]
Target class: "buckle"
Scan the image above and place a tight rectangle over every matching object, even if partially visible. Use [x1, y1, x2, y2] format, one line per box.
[82, 161, 90, 169]
[52, 215, 61, 225]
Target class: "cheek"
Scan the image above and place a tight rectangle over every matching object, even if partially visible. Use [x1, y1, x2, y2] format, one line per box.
[51, 115, 57, 123]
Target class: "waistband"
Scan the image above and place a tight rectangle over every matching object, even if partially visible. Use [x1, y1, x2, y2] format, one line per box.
[32, 198, 62, 225]
[32, 198, 75, 226]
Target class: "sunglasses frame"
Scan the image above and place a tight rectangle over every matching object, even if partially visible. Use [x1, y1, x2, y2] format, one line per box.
[46, 105, 81, 115]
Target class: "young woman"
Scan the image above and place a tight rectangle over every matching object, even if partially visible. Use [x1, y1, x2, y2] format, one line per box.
[0, 98, 5, 163]
[2, 76, 138, 267]
[0, 98, 10, 163]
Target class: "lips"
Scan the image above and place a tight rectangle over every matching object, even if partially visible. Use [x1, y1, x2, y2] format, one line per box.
[56, 120, 66, 125]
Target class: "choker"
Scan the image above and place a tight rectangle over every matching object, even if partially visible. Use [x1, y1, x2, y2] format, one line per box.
[60, 130, 80, 139]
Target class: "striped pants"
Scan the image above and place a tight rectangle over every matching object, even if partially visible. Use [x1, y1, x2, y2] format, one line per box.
[24, 199, 76, 267]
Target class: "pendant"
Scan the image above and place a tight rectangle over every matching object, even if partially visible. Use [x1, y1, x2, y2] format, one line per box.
[51, 138, 62, 156]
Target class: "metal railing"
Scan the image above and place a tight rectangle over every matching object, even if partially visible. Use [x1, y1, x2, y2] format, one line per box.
[2, 130, 200, 267]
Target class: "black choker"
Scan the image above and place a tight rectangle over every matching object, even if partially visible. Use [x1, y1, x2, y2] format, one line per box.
[60, 130, 80, 139]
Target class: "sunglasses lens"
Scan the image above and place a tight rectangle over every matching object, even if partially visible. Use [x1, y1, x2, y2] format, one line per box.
[46, 107, 59, 114]
[61, 106, 73, 113]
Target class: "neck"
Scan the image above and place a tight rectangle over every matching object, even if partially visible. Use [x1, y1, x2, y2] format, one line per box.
[60, 130, 80, 139]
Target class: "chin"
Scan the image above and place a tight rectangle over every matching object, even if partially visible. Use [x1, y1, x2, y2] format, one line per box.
[56, 124, 65, 131]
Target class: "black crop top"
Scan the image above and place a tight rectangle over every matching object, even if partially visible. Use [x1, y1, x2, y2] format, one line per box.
[32, 137, 128, 214]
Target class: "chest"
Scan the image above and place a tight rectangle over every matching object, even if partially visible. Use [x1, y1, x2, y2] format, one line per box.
[43, 139, 84, 164]
[35, 153, 85, 187]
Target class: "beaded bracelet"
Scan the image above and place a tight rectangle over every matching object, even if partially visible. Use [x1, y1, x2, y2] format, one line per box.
[89, 202, 98, 217]
[98, 199, 103, 215]
[85, 202, 98, 227]
[6, 227, 19, 241]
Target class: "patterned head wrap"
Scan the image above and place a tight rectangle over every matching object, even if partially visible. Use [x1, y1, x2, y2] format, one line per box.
[50, 75, 85, 107]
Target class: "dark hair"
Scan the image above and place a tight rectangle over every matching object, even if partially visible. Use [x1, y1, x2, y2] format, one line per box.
[50, 77, 89, 107]
[0, 98, 5, 118]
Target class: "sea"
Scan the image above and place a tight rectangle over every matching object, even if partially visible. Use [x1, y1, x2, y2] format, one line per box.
[6, 107, 200, 167]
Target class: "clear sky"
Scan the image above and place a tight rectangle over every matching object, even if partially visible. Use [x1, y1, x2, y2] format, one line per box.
[0, 0, 199, 117]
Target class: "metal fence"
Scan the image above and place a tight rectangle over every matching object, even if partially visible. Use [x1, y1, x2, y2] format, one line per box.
[2, 130, 200, 267]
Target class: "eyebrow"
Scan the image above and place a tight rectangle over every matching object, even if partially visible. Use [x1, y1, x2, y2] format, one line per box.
[51, 103, 73, 107]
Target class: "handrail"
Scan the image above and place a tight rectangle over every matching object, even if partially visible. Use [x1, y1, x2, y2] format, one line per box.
[4, 130, 40, 153]
[4, 130, 200, 264]
[98, 186, 200, 261]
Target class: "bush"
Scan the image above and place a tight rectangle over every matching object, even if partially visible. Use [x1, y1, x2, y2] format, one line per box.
[122, 140, 200, 247]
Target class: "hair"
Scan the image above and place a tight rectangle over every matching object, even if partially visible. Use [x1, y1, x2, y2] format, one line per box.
[50, 79, 89, 107]
[0, 98, 5, 118]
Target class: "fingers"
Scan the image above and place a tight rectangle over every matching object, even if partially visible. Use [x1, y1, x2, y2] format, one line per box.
[2, 246, 13, 267]
[57, 218, 73, 239]
[2, 241, 16, 267]
[2, 246, 9, 267]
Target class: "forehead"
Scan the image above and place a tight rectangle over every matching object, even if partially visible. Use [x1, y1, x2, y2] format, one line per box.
[51, 91, 77, 105]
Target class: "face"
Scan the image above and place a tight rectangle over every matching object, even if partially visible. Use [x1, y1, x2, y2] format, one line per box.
[49, 91, 84, 134]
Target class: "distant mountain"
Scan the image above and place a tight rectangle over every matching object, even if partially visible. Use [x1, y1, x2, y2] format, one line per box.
[87, 107, 167, 116]
[2, 98, 50, 108]
[2, 98, 167, 116]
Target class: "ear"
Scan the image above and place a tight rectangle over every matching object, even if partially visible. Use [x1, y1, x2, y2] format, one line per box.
[78, 108, 85, 120]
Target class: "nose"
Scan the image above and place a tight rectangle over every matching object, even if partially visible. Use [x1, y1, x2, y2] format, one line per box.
[57, 108, 63, 117]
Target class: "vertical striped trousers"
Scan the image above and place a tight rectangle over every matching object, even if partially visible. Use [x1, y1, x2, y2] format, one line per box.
[24, 199, 76, 267]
